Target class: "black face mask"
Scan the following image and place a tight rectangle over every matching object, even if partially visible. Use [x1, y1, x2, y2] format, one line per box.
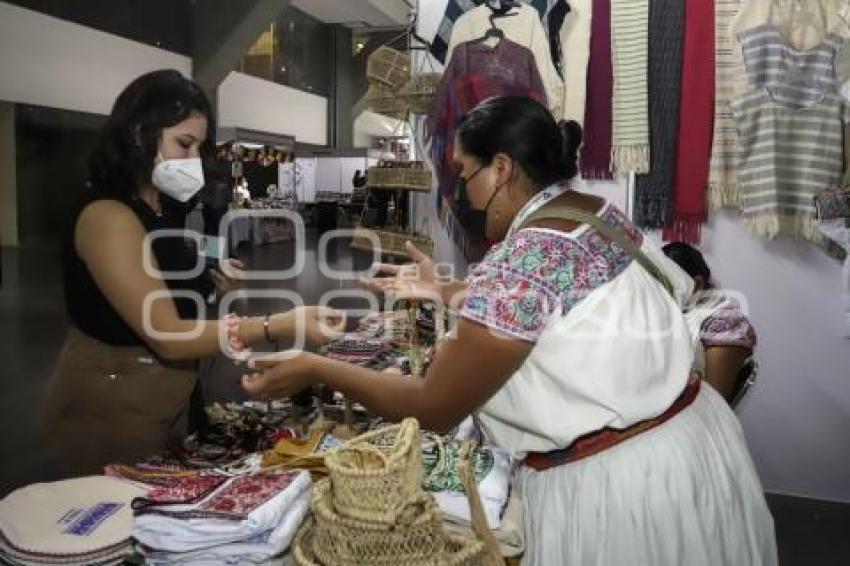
[454, 166, 503, 240]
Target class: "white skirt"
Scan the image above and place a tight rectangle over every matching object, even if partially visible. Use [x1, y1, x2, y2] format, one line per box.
[517, 385, 778, 566]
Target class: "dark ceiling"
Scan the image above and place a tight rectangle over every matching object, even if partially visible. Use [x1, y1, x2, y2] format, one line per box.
[6, 0, 194, 56]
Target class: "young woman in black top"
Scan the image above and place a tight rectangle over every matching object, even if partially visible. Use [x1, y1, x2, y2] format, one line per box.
[44, 70, 344, 474]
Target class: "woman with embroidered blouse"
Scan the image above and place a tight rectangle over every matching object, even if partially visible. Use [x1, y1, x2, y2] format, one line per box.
[663, 241, 758, 402]
[243, 96, 777, 565]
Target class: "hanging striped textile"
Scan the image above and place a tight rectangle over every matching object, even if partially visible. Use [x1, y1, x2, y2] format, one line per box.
[561, 0, 592, 125]
[610, 0, 650, 173]
[633, 0, 686, 229]
[708, 0, 745, 208]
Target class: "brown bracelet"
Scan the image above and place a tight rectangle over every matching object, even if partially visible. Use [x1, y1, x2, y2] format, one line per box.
[264, 313, 272, 343]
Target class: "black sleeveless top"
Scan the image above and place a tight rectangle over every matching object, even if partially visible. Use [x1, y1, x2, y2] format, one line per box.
[63, 197, 215, 346]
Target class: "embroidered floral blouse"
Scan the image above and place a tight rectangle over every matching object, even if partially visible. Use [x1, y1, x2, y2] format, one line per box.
[458, 200, 695, 458]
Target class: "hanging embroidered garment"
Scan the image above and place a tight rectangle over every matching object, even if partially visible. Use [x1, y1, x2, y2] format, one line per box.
[708, 0, 746, 208]
[560, 0, 591, 125]
[426, 39, 547, 260]
[662, 0, 715, 245]
[431, 0, 570, 77]
[445, 3, 564, 118]
[633, 0, 686, 229]
[610, 0, 650, 173]
[580, 0, 613, 179]
[732, 89, 849, 240]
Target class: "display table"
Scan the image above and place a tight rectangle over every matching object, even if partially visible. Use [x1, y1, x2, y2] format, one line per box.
[0, 307, 525, 565]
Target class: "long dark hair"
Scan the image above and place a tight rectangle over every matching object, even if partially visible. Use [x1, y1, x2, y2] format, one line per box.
[456, 96, 582, 188]
[662, 242, 712, 282]
[87, 69, 216, 202]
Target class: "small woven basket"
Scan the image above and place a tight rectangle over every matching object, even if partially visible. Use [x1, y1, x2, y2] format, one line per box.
[367, 46, 410, 90]
[350, 228, 434, 258]
[293, 515, 485, 566]
[324, 419, 423, 524]
[366, 85, 408, 120]
[399, 73, 442, 115]
[312, 479, 484, 565]
[367, 163, 432, 192]
[291, 418, 499, 566]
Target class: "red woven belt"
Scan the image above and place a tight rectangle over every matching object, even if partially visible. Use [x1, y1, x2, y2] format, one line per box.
[523, 375, 702, 472]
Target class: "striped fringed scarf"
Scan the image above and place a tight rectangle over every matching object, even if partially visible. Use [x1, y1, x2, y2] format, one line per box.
[610, 0, 650, 174]
[708, 0, 745, 208]
[663, 0, 715, 245]
[580, 0, 613, 180]
[561, 0, 592, 125]
[633, 0, 686, 229]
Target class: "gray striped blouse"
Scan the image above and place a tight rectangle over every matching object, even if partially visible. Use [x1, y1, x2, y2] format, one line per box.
[732, 89, 849, 238]
[740, 24, 844, 107]
[733, 24, 848, 239]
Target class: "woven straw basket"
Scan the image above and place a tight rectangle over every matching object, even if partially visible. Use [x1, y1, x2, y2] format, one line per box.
[350, 228, 434, 258]
[292, 418, 503, 566]
[298, 480, 485, 565]
[399, 73, 442, 115]
[324, 418, 423, 523]
[366, 85, 408, 120]
[367, 163, 432, 192]
[367, 46, 411, 90]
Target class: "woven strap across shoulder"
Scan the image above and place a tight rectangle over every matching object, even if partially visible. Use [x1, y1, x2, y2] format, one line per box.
[522, 205, 674, 297]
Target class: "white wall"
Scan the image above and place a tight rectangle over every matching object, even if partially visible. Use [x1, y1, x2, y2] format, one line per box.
[217, 72, 328, 146]
[684, 211, 850, 503]
[415, 0, 850, 503]
[0, 2, 191, 115]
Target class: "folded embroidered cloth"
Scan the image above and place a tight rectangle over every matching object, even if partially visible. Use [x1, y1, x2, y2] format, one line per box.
[132, 469, 311, 554]
[137, 492, 310, 564]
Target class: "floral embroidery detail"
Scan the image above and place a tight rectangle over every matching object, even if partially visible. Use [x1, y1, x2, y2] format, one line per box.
[553, 268, 574, 292]
[198, 470, 299, 518]
[142, 475, 229, 505]
[422, 441, 494, 494]
[462, 205, 641, 341]
[520, 247, 546, 272]
[815, 187, 850, 221]
[700, 305, 757, 351]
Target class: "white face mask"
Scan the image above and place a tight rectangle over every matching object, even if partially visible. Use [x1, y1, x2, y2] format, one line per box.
[151, 153, 205, 202]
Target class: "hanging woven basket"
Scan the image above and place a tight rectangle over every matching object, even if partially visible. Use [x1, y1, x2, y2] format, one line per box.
[366, 85, 408, 120]
[367, 161, 432, 193]
[399, 73, 442, 115]
[351, 228, 434, 258]
[367, 46, 411, 90]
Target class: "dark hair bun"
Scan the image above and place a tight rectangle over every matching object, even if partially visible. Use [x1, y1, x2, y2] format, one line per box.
[557, 120, 582, 179]
[456, 96, 582, 186]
